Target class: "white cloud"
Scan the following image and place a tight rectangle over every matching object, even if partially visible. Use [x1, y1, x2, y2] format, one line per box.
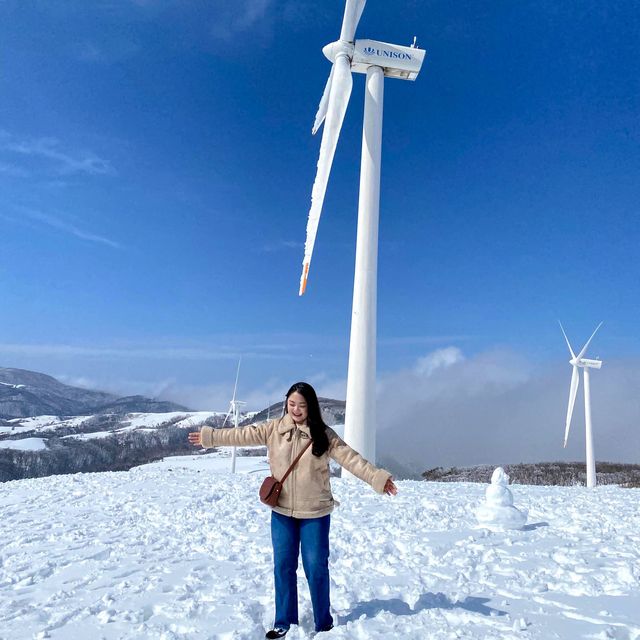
[18, 209, 122, 249]
[414, 346, 464, 375]
[209, 0, 275, 41]
[306, 372, 347, 402]
[1, 132, 114, 176]
[234, 0, 272, 30]
[54, 374, 105, 391]
[160, 376, 287, 412]
[262, 240, 303, 253]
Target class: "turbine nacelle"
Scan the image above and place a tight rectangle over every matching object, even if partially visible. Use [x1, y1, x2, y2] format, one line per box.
[569, 357, 603, 369]
[321, 39, 426, 81]
[352, 39, 426, 80]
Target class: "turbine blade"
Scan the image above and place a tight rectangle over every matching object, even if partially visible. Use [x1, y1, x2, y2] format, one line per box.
[340, 0, 367, 42]
[231, 357, 242, 402]
[221, 406, 233, 429]
[312, 66, 334, 135]
[299, 55, 352, 296]
[576, 321, 603, 360]
[558, 321, 576, 359]
[563, 365, 580, 447]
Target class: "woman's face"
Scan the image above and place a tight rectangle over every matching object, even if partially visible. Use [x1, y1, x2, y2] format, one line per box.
[287, 391, 308, 425]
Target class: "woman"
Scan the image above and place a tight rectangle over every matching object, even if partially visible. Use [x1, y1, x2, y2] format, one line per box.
[188, 381, 397, 639]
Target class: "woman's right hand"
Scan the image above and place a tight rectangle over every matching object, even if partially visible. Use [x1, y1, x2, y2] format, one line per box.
[188, 430, 202, 446]
[384, 477, 398, 496]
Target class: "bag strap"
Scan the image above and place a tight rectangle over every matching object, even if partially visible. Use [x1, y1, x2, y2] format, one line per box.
[279, 438, 312, 484]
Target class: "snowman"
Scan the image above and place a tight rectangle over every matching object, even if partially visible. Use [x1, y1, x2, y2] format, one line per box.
[475, 467, 527, 530]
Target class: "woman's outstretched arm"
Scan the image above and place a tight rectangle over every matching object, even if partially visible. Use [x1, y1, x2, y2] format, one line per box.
[328, 429, 397, 495]
[188, 421, 271, 449]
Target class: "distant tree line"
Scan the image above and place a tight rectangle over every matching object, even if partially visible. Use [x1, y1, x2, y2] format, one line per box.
[0, 427, 197, 482]
[422, 461, 640, 488]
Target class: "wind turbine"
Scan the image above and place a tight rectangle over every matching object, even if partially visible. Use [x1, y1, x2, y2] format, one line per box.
[559, 322, 604, 488]
[298, 0, 426, 464]
[222, 358, 246, 474]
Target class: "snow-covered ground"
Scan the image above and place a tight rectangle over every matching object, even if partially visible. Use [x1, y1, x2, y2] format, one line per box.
[0, 381, 25, 389]
[0, 415, 65, 433]
[62, 431, 116, 441]
[0, 437, 46, 451]
[118, 412, 222, 433]
[1, 455, 639, 640]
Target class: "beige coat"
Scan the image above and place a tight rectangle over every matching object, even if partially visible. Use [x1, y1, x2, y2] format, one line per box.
[200, 413, 391, 519]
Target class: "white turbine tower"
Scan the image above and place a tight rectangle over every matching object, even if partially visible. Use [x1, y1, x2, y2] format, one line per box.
[559, 322, 604, 489]
[222, 358, 245, 474]
[298, 0, 426, 465]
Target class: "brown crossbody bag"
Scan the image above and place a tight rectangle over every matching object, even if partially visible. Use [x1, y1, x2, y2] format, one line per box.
[259, 439, 312, 507]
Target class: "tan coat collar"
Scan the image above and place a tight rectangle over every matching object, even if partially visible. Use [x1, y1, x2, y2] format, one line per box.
[277, 413, 311, 436]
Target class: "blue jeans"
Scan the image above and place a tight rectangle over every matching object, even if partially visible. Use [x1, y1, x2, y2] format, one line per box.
[271, 511, 333, 632]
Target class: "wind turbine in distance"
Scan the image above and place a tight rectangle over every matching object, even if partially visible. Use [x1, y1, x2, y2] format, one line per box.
[298, 0, 426, 465]
[221, 358, 245, 474]
[559, 322, 604, 489]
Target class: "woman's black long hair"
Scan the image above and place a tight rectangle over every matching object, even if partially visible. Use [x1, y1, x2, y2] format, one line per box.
[284, 382, 329, 457]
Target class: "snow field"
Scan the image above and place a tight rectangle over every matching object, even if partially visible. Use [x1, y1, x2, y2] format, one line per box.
[0, 456, 639, 639]
[0, 437, 47, 451]
[119, 412, 222, 432]
[0, 412, 221, 438]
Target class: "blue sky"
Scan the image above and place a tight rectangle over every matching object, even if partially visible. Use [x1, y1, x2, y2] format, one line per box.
[1, 0, 639, 447]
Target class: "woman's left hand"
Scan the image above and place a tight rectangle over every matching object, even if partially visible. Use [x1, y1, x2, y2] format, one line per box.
[384, 477, 398, 496]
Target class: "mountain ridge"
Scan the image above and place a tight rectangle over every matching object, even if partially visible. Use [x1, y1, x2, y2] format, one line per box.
[0, 367, 189, 418]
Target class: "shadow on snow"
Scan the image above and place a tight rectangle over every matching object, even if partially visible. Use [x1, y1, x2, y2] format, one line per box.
[522, 521, 550, 531]
[339, 592, 507, 624]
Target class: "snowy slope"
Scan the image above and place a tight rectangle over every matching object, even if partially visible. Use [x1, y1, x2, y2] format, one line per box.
[1, 455, 639, 639]
[1, 411, 223, 437]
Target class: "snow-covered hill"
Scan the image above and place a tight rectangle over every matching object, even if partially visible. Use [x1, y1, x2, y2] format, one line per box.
[1, 456, 638, 639]
[0, 411, 221, 440]
[0, 411, 230, 481]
